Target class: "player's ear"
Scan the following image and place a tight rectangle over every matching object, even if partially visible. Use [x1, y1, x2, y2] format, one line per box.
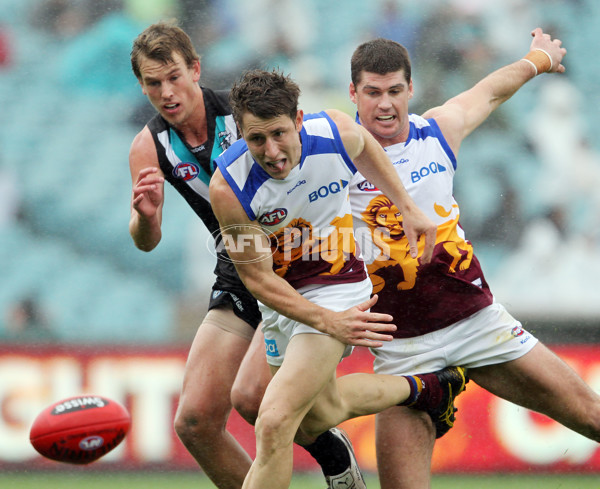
[192, 59, 201, 83]
[295, 110, 303, 131]
[349, 82, 357, 104]
[236, 121, 244, 138]
[408, 79, 414, 99]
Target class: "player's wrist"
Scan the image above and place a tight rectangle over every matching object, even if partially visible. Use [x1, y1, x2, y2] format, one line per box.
[312, 309, 332, 335]
[521, 49, 553, 76]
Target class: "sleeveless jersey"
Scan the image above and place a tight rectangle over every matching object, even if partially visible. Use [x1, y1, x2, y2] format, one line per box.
[350, 113, 493, 338]
[215, 111, 367, 289]
[147, 87, 241, 284]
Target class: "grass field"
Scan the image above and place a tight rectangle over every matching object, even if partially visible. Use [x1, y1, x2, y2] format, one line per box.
[2, 471, 599, 489]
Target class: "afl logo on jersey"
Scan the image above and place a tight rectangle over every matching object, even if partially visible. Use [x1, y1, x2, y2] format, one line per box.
[357, 180, 379, 192]
[259, 208, 288, 226]
[173, 162, 199, 181]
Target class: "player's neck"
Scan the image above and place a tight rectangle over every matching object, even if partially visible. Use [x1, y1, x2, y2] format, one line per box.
[377, 132, 408, 148]
[176, 90, 207, 146]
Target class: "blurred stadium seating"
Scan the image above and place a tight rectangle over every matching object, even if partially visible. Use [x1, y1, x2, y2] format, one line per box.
[1, 0, 599, 344]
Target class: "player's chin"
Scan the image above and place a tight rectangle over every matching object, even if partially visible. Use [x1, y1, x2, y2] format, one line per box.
[162, 113, 182, 125]
[374, 120, 400, 134]
[161, 108, 184, 124]
[364, 123, 396, 141]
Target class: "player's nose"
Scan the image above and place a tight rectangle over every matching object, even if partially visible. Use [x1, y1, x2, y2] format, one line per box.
[264, 138, 279, 159]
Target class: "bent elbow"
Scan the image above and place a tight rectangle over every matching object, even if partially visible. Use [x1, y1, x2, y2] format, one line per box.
[130, 232, 160, 252]
[136, 242, 157, 252]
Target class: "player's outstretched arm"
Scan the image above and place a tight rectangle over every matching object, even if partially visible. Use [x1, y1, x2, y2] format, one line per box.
[424, 27, 567, 155]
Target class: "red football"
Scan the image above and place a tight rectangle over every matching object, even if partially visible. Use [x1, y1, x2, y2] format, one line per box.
[29, 395, 131, 464]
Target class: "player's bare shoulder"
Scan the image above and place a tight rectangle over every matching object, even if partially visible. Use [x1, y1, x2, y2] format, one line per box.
[422, 103, 465, 155]
[209, 167, 226, 193]
[209, 168, 236, 213]
[210, 169, 255, 229]
[129, 126, 160, 171]
[324, 109, 363, 159]
[324, 108, 355, 132]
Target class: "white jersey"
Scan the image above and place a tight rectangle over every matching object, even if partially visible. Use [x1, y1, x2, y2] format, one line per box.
[216, 111, 367, 289]
[350, 113, 493, 338]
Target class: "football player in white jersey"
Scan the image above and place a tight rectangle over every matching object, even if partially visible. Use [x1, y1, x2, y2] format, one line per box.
[209, 69, 470, 489]
[348, 28, 600, 488]
[129, 22, 381, 489]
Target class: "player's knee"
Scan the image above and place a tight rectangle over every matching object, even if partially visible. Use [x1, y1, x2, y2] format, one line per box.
[231, 382, 263, 425]
[255, 407, 297, 450]
[173, 410, 196, 447]
[174, 408, 201, 442]
[173, 403, 224, 445]
[231, 357, 270, 425]
[231, 388, 262, 425]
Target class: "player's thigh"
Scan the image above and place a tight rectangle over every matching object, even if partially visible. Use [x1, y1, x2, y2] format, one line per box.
[233, 324, 271, 394]
[178, 310, 252, 413]
[470, 341, 598, 417]
[294, 335, 350, 434]
[259, 333, 345, 428]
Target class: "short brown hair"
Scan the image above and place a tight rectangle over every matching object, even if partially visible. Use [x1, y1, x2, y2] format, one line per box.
[351, 38, 411, 86]
[130, 21, 199, 80]
[229, 69, 301, 126]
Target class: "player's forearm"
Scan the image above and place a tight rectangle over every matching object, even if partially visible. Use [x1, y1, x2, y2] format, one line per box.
[442, 60, 534, 141]
[475, 60, 535, 112]
[129, 212, 161, 251]
[240, 268, 330, 333]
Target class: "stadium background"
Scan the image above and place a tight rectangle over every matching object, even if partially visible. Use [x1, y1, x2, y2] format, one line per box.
[1, 0, 600, 486]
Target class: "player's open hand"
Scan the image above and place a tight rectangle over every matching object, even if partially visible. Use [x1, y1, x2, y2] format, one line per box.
[325, 295, 396, 348]
[530, 27, 567, 73]
[132, 167, 165, 218]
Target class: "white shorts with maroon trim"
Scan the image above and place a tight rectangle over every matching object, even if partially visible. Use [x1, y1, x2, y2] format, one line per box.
[372, 302, 538, 375]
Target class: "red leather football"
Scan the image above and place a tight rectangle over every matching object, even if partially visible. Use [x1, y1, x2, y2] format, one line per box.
[29, 395, 131, 464]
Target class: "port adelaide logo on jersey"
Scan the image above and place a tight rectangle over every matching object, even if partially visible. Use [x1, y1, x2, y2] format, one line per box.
[172, 162, 200, 181]
[259, 208, 288, 226]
